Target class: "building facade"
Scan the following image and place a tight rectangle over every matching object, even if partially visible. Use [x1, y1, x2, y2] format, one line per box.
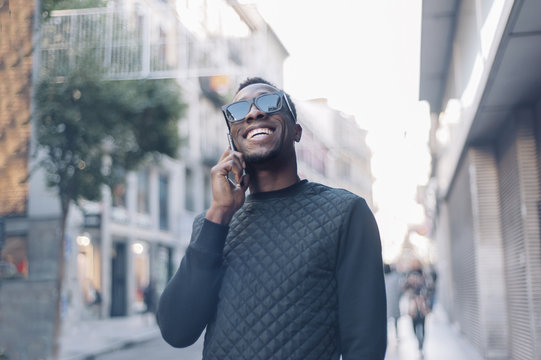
[296, 99, 374, 208]
[419, 0, 541, 359]
[1, 0, 290, 358]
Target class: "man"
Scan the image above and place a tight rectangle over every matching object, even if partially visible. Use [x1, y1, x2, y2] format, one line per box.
[157, 77, 387, 359]
[404, 260, 430, 352]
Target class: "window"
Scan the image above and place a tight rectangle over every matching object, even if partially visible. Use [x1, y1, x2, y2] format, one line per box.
[159, 175, 169, 230]
[0, 235, 28, 279]
[112, 174, 127, 208]
[132, 241, 150, 313]
[203, 173, 212, 209]
[76, 233, 101, 307]
[137, 169, 150, 214]
[154, 245, 173, 298]
[185, 168, 195, 212]
[204, 172, 211, 209]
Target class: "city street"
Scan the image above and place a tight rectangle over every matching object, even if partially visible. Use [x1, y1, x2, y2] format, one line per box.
[94, 306, 482, 360]
[96, 336, 204, 360]
[3, 0, 540, 358]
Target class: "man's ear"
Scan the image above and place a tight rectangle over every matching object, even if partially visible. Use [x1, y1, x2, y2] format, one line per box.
[294, 124, 302, 142]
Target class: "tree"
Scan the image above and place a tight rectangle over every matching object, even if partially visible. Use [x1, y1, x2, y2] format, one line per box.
[33, 55, 185, 356]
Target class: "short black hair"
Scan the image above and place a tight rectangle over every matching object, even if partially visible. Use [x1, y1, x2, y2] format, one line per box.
[237, 77, 276, 92]
[237, 77, 297, 122]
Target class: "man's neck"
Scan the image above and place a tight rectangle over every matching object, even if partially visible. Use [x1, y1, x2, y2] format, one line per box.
[247, 154, 300, 193]
[248, 170, 300, 193]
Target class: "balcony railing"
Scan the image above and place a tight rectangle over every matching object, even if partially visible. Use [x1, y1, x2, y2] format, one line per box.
[39, 3, 254, 80]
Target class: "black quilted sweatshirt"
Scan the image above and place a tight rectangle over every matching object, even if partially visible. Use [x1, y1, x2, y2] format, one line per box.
[158, 180, 387, 360]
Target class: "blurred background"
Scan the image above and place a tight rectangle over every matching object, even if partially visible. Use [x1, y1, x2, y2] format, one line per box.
[1, 0, 541, 359]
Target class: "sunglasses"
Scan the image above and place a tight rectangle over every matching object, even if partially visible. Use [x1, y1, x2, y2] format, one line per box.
[222, 91, 296, 123]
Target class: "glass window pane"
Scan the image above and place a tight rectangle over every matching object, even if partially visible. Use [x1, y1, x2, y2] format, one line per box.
[204, 172, 211, 209]
[0, 235, 28, 279]
[112, 168, 127, 208]
[137, 169, 150, 214]
[132, 241, 149, 313]
[185, 168, 194, 212]
[159, 175, 169, 230]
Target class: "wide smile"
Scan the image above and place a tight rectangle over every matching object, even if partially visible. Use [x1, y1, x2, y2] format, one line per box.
[245, 127, 275, 140]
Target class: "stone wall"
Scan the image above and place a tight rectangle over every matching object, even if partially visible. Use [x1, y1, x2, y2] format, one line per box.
[0, 215, 63, 360]
[0, 279, 58, 360]
[0, 217, 61, 360]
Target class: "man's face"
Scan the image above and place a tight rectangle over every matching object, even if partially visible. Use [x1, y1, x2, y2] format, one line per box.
[229, 83, 299, 164]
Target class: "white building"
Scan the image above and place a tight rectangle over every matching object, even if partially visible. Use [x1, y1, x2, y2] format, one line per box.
[33, 0, 290, 323]
[296, 99, 374, 209]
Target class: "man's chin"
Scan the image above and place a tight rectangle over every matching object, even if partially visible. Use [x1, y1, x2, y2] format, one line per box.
[244, 148, 280, 164]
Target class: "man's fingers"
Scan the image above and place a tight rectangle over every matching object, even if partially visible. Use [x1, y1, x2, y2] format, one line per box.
[213, 147, 246, 190]
[219, 147, 245, 164]
[224, 153, 245, 184]
[228, 160, 244, 185]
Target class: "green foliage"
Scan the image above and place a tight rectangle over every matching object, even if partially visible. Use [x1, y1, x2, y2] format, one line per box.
[119, 78, 184, 169]
[34, 57, 185, 209]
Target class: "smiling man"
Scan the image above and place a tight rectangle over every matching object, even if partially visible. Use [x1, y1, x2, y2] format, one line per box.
[157, 77, 387, 359]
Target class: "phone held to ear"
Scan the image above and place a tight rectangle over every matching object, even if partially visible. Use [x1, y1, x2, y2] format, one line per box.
[222, 111, 246, 186]
[223, 110, 237, 152]
[227, 133, 237, 152]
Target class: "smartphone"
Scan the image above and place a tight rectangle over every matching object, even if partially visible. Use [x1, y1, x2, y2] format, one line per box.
[227, 133, 237, 151]
[222, 110, 237, 151]
[222, 110, 246, 186]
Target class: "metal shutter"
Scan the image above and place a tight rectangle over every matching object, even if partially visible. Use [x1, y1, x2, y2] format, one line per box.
[447, 154, 482, 349]
[469, 146, 509, 358]
[497, 113, 541, 359]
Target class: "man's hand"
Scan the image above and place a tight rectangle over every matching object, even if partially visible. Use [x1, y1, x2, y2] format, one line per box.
[205, 148, 250, 225]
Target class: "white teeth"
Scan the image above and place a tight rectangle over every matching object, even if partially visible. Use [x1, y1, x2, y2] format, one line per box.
[247, 128, 273, 139]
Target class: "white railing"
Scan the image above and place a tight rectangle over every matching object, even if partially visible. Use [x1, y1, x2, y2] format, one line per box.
[39, 3, 252, 80]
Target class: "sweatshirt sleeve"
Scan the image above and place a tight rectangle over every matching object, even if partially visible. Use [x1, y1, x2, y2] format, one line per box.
[337, 198, 387, 359]
[157, 215, 228, 348]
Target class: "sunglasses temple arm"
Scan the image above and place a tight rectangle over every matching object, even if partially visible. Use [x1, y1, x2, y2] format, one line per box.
[283, 94, 296, 122]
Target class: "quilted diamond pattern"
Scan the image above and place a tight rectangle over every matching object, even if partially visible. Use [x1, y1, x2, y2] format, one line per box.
[202, 182, 359, 360]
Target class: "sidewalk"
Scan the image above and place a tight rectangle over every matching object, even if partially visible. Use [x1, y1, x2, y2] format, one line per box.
[386, 304, 484, 360]
[58, 314, 160, 360]
[59, 305, 484, 360]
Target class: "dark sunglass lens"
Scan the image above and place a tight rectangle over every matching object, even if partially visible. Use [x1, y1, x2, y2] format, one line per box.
[227, 101, 251, 122]
[256, 93, 282, 113]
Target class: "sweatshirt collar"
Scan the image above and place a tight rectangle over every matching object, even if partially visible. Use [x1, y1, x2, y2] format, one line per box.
[247, 179, 308, 201]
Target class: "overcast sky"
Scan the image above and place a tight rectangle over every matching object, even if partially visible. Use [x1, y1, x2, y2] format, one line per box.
[252, 0, 432, 262]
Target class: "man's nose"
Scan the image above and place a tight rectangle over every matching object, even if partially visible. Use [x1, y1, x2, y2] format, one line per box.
[245, 104, 266, 122]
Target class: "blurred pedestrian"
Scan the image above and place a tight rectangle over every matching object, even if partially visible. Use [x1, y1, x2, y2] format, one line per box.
[157, 77, 387, 359]
[404, 260, 430, 352]
[85, 280, 102, 317]
[143, 280, 157, 315]
[144, 279, 158, 325]
[384, 263, 402, 340]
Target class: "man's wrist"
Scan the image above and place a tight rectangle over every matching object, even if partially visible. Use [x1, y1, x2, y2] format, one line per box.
[205, 204, 235, 225]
